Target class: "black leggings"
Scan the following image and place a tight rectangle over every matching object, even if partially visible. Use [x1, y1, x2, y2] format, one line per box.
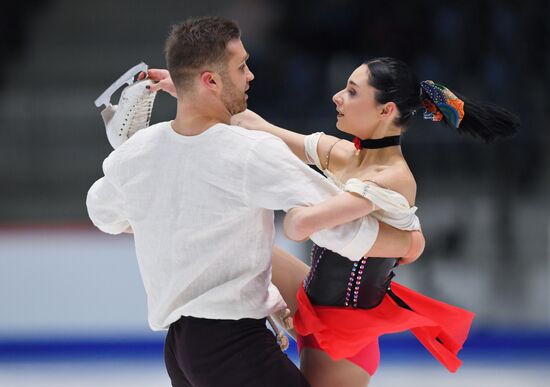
[164, 315, 310, 387]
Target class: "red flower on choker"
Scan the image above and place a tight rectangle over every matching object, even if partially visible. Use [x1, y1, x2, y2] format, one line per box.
[353, 137, 362, 150]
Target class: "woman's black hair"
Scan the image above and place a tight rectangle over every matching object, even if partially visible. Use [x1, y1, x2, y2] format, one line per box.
[363, 57, 520, 143]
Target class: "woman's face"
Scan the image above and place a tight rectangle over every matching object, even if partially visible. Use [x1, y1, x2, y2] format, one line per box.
[332, 65, 382, 139]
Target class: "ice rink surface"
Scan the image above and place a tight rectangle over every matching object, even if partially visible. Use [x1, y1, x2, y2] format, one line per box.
[2, 229, 549, 387]
[1, 359, 549, 387]
[2, 229, 549, 386]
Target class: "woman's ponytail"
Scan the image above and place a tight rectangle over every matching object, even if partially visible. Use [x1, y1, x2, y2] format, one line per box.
[420, 80, 520, 143]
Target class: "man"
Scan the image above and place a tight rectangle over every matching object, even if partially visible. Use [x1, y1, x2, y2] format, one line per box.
[87, 17, 419, 387]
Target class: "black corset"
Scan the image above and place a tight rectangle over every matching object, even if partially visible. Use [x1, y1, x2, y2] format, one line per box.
[304, 244, 398, 309]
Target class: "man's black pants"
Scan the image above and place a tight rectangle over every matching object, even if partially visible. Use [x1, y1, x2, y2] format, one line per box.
[164, 315, 310, 387]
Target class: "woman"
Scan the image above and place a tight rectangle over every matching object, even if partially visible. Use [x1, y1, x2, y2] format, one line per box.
[230, 57, 519, 386]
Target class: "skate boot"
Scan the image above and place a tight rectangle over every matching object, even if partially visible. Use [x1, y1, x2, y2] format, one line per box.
[94, 62, 157, 149]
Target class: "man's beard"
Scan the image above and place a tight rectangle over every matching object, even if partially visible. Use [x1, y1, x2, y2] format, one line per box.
[221, 78, 247, 116]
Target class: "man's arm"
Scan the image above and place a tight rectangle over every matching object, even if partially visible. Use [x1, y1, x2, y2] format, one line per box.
[243, 136, 415, 260]
[86, 155, 130, 235]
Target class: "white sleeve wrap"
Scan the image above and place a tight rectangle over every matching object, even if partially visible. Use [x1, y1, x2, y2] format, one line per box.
[344, 178, 421, 231]
[304, 132, 324, 169]
[310, 216, 380, 261]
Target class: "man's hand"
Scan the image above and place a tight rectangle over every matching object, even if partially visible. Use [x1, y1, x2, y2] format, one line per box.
[399, 230, 425, 265]
[138, 69, 177, 98]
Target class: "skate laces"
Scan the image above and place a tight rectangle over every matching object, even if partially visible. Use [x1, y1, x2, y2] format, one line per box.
[121, 84, 157, 138]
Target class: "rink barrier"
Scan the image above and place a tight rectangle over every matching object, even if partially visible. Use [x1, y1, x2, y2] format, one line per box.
[1, 328, 549, 363]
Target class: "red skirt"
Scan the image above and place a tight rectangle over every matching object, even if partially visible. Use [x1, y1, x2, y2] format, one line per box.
[293, 281, 475, 373]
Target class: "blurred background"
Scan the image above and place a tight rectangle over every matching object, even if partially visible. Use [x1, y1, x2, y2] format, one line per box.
[1, 0, 549, 386]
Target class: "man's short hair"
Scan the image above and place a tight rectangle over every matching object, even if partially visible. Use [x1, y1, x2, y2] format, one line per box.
[165, 16, 241, 92]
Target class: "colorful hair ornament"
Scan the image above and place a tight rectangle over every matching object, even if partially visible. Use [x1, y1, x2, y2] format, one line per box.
[420, 80, 465, 128]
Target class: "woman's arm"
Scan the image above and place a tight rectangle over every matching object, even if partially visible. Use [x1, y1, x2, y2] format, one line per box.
[284, 167, 417, 242]
[284, 193, 424, 263]
[231, 109, 309, 162]
[142, 69, 354, 168]
[283, 192, 375, 241]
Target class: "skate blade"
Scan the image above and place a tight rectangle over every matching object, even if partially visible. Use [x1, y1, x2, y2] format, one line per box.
[94, 62, 149, 108]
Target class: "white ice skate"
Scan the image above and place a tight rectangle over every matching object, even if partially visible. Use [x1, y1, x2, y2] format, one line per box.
[94, 62, 157, 149]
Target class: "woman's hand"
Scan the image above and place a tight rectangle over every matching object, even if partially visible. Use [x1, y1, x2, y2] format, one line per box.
[230, 109, 268, 129]
[399, 230, 425, 265]
[138, 69, 177, 98]
[283, 207, 311, 242]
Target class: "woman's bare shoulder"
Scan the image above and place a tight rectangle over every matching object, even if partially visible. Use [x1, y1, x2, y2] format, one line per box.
[317, 134, 355, 170]
[369, 163, 417, 206]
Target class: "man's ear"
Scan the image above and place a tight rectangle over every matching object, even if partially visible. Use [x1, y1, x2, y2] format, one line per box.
[200, 71, 219, 91]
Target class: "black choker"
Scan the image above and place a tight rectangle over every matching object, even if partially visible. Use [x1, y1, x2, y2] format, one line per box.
[353, 135, 401, 150]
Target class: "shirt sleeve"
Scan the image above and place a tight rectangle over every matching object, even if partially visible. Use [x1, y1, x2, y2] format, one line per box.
[86, 153, 130, 235]
[243, 135, 379, 260]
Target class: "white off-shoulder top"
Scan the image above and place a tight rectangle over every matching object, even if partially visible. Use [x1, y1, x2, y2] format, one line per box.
[304, 132, 421, 231]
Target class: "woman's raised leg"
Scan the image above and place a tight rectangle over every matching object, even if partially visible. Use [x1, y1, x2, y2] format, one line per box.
[271, 245, 310, 338]
[300, 349, 371, 387]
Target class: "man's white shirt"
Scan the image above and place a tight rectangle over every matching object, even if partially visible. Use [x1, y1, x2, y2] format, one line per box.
[87, 122, 379, 331]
